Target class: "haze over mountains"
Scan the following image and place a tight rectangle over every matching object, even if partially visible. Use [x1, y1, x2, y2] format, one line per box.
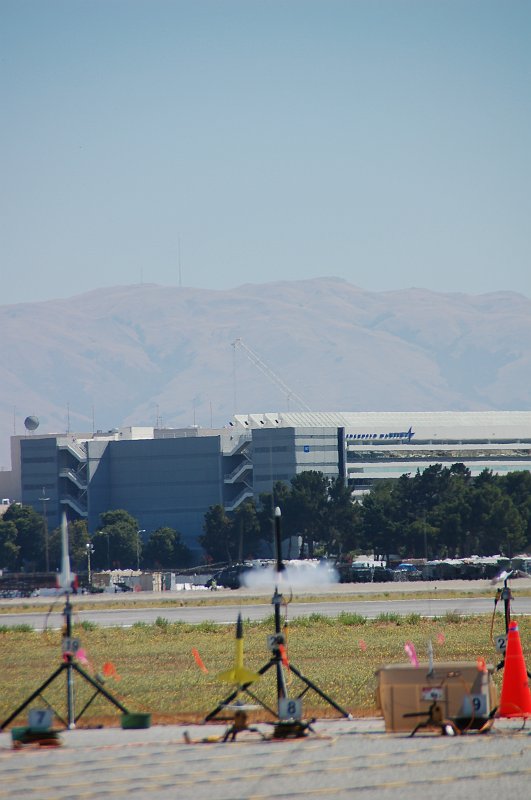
[2, 277, 531, 469]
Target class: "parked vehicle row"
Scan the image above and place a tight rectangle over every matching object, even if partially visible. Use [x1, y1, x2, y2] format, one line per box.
[205, 561, 418, 588]
[205, 556, 520, 588]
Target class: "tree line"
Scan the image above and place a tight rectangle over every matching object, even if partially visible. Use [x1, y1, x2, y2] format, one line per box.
[200, 464, 531, 563]
[0, 507, 192, 573]
[1, 463, 530, 572]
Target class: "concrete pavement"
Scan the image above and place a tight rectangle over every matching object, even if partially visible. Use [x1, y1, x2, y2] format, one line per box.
[1, 717, 530, 799]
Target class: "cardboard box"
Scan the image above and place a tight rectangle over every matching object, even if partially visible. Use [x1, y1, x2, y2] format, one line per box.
[375, 661, 497, 732]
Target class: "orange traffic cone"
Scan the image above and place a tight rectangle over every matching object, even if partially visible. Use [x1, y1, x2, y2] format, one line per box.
[497, 621, 531, 718]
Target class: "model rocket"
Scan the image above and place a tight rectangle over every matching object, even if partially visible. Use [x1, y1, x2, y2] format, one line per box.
[216, 613, 261, 686]
[56, 512, 76, 593]
[274, 506, 286, 575]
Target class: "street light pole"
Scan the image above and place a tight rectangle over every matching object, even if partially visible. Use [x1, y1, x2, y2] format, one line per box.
[86, 543, 94, 585]
[137, 530, 146, 571]
[40, 487, 50, 572]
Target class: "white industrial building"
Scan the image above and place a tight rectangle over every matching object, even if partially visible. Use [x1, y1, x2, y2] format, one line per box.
[2, 410, 531, 556]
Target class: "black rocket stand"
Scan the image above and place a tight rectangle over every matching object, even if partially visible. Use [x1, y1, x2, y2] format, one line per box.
[493, 570, 531, 678]
[1, 516, 129, 732]
[205, 507, 351, 733]
[1, 591, 130, 731]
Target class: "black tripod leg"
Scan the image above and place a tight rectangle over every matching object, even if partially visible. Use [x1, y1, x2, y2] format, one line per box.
[276, 658, 288, 700]
[239, 685, 278, 718]
[287, 663, 351, 718]
[204, 660, 276, 722]
[71, 664, 129, 715]
[74, 689, 103, 724]
[1, 663, 66, 730]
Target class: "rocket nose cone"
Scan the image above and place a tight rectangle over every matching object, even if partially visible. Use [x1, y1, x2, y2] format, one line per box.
[236, 613, 243, 639]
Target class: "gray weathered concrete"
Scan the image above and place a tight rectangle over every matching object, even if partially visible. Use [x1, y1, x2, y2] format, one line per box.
[1, 717, 530, 799]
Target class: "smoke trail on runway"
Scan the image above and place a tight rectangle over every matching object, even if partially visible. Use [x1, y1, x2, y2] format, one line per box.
[241, 560, 338, 590]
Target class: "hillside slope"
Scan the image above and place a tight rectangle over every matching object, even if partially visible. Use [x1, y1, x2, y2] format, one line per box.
[2, 277, 531, 467]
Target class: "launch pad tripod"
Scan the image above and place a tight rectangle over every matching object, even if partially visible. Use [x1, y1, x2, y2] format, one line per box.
[1, 592, 129, 731]
[493, 572, 531, 679]
[205, 508, 351, 731]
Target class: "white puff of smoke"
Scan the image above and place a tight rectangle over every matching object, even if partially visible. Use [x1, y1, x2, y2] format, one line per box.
[241, 561, 338, 590]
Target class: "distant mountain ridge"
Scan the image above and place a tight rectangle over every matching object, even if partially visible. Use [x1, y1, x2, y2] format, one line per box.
[1, 277, 531, 468]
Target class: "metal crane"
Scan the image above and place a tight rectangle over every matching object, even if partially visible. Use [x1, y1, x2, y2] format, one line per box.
[231, 338, 311, 412]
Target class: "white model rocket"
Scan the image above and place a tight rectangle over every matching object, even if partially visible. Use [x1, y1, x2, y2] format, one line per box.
[56, 512, 76, 593]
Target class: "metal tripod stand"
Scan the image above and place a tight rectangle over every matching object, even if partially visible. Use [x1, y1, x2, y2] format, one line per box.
[494, 571, 531, 679]
[205, 507, 351, 727]
[1, 593, 129, 731]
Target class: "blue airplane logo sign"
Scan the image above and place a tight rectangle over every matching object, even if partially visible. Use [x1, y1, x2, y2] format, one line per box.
[346, 426, 415, 442]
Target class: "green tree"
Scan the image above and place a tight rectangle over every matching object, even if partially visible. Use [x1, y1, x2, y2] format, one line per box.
[467, 473, 505, 555]
[285, 471, 330, 558]
[501, 471, 531, 550]
[232, 500, 262, 561]
[2, 503, 46, 570]
[431, 471, 473, 557]
[361, 483, 401, 562]
[48, 520, 90, 572]
[91, 509, 140, 569]
[0, 520, 20, 570]
[327, 477, 362, 556]
[483, 496, 526, 557]
[200, 505, 234, 563]
[257, 481, 292, 556]
[143, 527, 192, 569]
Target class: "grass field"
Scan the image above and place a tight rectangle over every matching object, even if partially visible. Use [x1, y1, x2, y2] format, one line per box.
[1, 610, 529, 727]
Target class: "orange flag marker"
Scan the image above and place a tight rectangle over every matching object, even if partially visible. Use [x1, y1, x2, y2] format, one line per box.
[192, 647, 209, 674]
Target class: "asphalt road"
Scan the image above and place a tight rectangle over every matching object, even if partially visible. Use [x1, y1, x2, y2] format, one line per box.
[2, 594, 531, 630]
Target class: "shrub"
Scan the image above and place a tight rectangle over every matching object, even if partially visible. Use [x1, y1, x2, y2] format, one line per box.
[291, 613, 334, 628]
[78, 620, 98, 631]
[338, 612, 367, 626]
[195, 621, 218, 633]
[443, 611, 466, 624]
[5, 624, 34, 633]
[375, 612, 402, 625]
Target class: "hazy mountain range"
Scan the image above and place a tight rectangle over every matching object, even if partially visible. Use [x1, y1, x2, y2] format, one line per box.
[2, 277, 531, 469]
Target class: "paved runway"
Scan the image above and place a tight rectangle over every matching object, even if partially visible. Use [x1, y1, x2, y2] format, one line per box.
[1, 717, 530, 799]
[2, 593, 531, 630]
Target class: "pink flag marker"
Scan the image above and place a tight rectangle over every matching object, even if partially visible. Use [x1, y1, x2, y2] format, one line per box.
[404, 641, 419, 668]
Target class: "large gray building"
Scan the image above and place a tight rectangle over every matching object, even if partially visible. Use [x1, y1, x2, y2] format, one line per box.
[3, 410, 531, 558]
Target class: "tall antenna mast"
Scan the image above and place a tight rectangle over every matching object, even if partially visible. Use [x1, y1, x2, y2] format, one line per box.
[178, 237, 182, 288]
[232, 342, 238, 415]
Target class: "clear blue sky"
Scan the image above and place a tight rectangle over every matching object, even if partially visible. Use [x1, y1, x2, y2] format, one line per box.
[2, 0, 530, 305]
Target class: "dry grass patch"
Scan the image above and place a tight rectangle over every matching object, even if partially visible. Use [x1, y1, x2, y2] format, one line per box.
[0, 613, 528, 727]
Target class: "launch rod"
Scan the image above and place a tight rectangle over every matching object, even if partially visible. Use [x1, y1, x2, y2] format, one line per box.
[64, 594, 75, 728]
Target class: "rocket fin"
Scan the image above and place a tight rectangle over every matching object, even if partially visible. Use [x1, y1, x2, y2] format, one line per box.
[216, 666, 261, 686]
